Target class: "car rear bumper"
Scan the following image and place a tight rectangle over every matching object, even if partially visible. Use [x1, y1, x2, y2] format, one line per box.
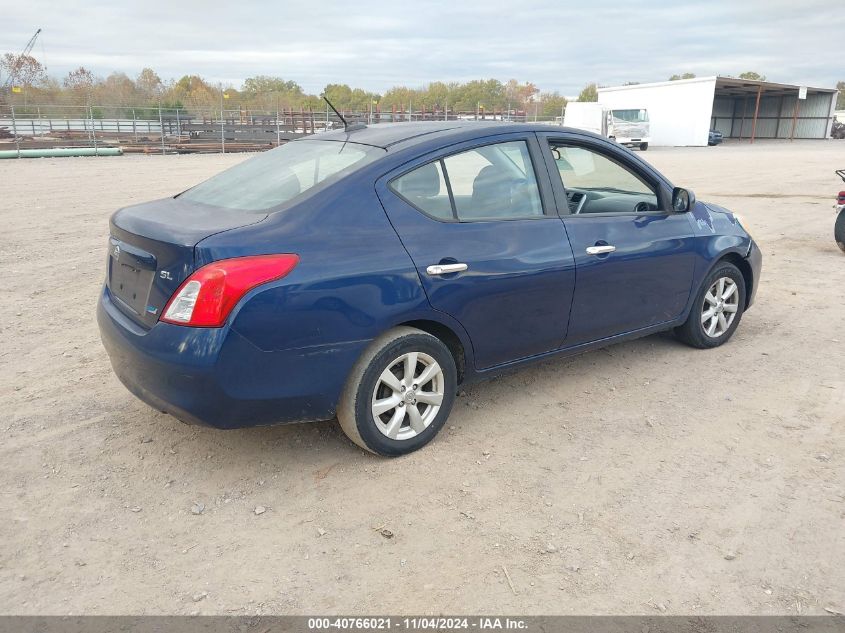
[97, 285, 364, 429]
[746, 239, 762, 308]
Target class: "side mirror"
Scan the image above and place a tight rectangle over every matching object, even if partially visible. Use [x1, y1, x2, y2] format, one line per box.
[672, 187, 696, 213]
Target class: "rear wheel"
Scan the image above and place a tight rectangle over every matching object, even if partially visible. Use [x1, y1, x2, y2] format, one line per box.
[835, 209, 845, 253]
[676, 262, 746, 349]
[337, 327, 457, 456]
[639, 142, 649, 151]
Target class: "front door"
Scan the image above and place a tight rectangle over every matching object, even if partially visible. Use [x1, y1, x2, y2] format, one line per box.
[539, 136, 697, 345]
[377, 135, 576, 369]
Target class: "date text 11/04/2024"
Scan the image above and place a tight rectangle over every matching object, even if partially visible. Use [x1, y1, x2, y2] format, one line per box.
[308, 617, 528, 629]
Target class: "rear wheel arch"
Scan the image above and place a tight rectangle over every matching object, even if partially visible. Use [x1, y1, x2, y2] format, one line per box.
[398, 319, 467, 384]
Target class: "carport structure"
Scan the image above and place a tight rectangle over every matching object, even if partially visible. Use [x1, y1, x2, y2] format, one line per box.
[711, 77, 837, 142]
[598, 77, 838, 146]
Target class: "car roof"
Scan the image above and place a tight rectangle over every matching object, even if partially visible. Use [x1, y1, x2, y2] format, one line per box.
[302, 121, 602, 150]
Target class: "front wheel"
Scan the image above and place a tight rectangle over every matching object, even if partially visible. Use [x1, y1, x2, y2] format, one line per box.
[639, 142, 649, 151]
[835, 209, 845, 253]
[676, 263, 746, 349]
[337, 327, 457, 456]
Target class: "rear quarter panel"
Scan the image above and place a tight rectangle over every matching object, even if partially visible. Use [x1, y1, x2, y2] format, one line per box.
[195, 171, 433, 352]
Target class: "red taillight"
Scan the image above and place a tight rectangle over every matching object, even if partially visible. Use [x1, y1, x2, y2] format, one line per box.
[160, 254, 299, 327]
[838, 191, 845, 203]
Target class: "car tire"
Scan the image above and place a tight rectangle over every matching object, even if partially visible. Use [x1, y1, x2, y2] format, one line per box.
[337, 326, 457, 456]
[639, 142, 648, 151]
[676, 262, 746, 349]
[835, 209, 845, 254]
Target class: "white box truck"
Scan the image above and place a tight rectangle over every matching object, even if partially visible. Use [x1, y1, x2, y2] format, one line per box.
[563, 103, 650, 150]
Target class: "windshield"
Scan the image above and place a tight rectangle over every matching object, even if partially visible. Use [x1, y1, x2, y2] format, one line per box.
[180, 140, 384, 211]
[612, 109, 649, 123]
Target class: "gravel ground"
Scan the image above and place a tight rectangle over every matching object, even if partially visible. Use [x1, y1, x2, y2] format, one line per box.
[1, 140, 843, 615]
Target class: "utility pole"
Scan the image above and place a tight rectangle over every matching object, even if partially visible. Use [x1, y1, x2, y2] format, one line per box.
[276, 93, 281, 145]
[158, 98, 164, 155]
[10, 105, 20, 158]
[219, 83, 225, 154]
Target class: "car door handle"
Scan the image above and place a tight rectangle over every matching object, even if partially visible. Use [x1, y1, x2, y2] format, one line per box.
[426, 263, 468, 275]
[586, 245, 616, 255]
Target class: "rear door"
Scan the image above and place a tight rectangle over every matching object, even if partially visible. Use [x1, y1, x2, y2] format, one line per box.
[376, 133, 576, 370]
[537, 133, 697, 345]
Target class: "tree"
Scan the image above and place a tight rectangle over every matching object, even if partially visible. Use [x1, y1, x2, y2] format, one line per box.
[380, 85, 418, 110]
[836, 81, 845, 110]
[242, 76, 302, 96]
[577, 83, 598, 102]
[0, 53, 45, 88]
[449, 79, 505, 111]
[136, 68, 162, 97]
[240, 76, 305, 111]
[537, 91, 568, 117]
[738, 71, 766, 81]
[63, 67, 95, 92]
[421, 81, 452, 110]
[169, 75, 219, 109]
[322, 83, 354, 110]
[97, 72, 137, 105]
[669, 73, 696, 81]
[62, 67, 96, 104]
[503, 79, 539, 111]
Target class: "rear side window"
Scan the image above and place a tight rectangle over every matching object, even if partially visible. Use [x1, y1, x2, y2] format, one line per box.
[390, 140, 544, 222]
[181, 140, 384, 212]
[389, 160, 452, 221]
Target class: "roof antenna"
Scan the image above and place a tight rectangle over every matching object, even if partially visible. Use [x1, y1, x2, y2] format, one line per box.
[322, 94, 367, 132]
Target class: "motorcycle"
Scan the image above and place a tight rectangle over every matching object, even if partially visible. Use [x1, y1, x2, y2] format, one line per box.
[836, 170, 845, 253]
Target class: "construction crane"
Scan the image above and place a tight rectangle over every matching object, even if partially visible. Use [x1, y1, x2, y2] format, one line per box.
[1, 28, 42, 93]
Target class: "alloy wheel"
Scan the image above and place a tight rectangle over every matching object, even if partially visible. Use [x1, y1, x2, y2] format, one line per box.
[371, 352, 444, 441]
[701, 276, 739, 338]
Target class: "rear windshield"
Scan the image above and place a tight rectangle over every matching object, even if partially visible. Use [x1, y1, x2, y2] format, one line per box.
[180, 140, 384, 211]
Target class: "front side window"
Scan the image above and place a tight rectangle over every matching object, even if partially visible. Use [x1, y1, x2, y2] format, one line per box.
[390, 140, 544, 222]
[181, 140, 384, 212]
[549, 143, 660, 215]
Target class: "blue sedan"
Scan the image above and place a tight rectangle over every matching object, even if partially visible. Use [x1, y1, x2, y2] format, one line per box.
[98, 122, 762, 455]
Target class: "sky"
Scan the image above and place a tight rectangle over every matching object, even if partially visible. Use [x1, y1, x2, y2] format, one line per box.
[3, 0, 843, 95]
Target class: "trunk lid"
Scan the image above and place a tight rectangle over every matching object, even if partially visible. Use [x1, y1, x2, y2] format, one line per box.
[107, 197, 266, 328]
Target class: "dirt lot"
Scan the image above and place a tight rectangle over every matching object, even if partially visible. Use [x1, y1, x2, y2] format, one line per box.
[1, 140, 843, 616]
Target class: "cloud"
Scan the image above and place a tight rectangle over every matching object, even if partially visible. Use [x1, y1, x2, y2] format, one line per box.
[2, 0, 842, 93]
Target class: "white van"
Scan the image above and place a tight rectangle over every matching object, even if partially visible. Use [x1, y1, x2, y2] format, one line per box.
[563, 103, 650, 150]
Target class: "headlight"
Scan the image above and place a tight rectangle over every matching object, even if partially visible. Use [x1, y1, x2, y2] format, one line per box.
[733, 213, 753, 239]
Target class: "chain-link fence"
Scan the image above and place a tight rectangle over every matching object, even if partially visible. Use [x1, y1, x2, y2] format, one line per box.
[0, 102, 563, 157]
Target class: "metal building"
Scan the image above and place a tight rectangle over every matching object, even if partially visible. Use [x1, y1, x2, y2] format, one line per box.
[598, 76, 838, 146]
